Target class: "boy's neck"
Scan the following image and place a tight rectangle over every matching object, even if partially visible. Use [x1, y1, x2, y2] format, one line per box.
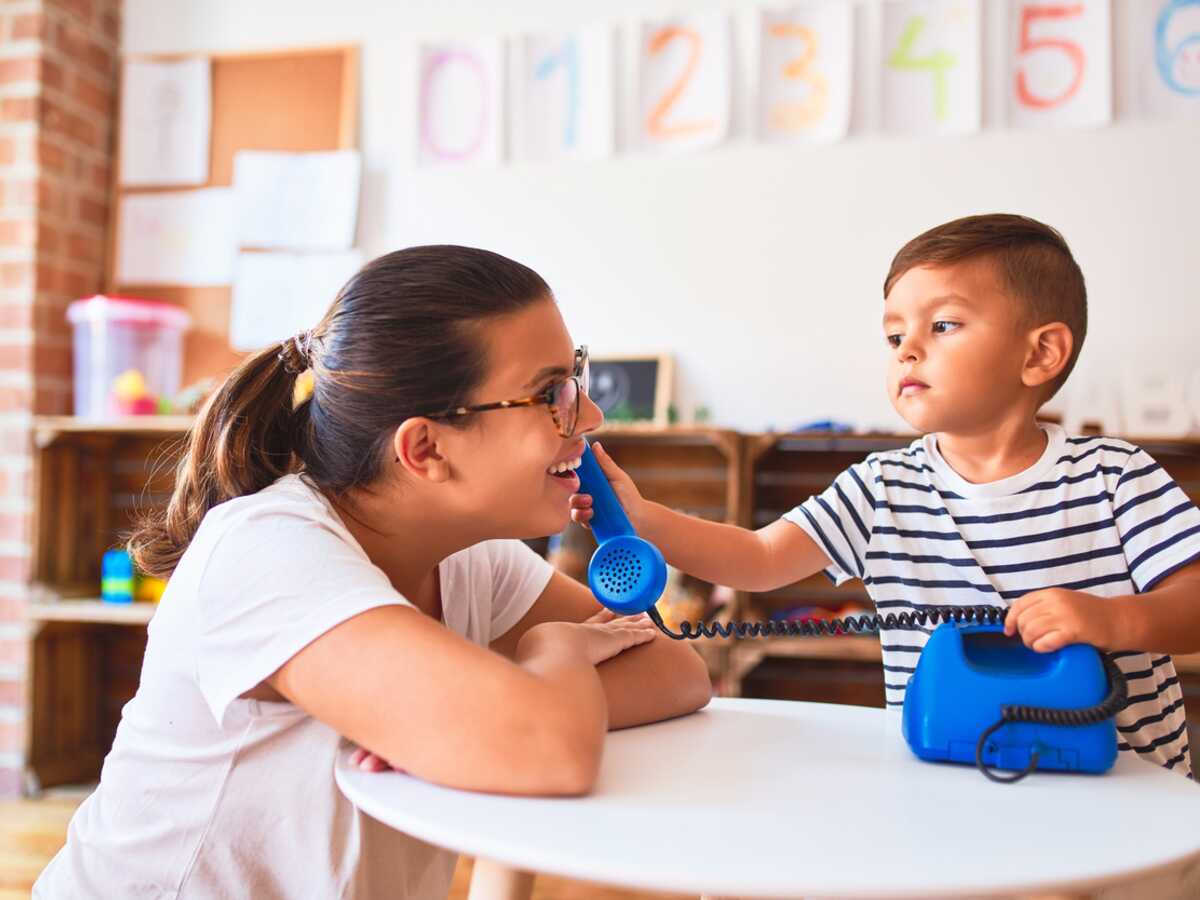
[933, 416, 1049, 485]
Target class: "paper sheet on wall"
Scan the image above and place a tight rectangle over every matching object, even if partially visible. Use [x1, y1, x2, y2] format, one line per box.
[1007, 0, 1111, 128]
[115, 189, 235, 286]
[119, 58, 211, 187]
[417, 38, 505, 166]
[1138, 0, 1200, 120]
[758, 3, 853, 143]
[515, 27, 615, 162]
[233, 150, 362, 251]
[229, 251, 364, 351]
[637, 12, 732, 154]
[881, 1, 982, 136]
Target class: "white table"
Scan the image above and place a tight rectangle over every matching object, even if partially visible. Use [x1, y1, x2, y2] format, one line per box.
[335, 698, 1200, 899]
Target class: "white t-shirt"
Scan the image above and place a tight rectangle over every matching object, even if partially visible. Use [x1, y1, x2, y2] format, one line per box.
[35, 474, 554, 900]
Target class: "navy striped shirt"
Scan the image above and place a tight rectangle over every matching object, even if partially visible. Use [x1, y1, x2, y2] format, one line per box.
[785, 424, 1200, 777]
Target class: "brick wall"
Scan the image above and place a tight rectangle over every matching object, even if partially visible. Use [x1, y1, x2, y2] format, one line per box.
[0, 0, 119, 797]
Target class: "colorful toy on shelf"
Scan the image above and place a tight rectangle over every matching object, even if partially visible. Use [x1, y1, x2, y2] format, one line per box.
[135, 576, 168, 604]
[111, 369, 172, 416]
[101, 549, 135, 604]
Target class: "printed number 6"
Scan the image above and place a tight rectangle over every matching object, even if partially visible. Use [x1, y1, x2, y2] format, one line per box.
[1156, 0, 1200, 96]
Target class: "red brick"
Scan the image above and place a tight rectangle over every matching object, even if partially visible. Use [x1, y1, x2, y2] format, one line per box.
[0, 635, 27, 666]
[37, 221, 60, 254]
[0, 555, 29, 582]
[84, 39, 114, 76]
[61, 0, 94, 25]
[70, 72, 112, 116]
[78, 196, 105, 226]
[36, 180, 67, 216]
[37, 95, 67, 137]
[0, 137, 15, 166]
[66, 230, 101, 263]
[90, 161, 110, 192]
[40, 57, 63, 92]
[0, 765, 22, 799]
[0, 263, 34, 290]
[0, 96, 37, 124]
[100, 10, 118, 42]
[0, 220, 36, 247]
[62, 269, 97, 297]
[0, 679, 24, 707]
[33, 342, 70, 376]
[0, 345, 32, 369]
[0, 718, 23, 753]
[10, 12, 45, 41]
[37, 138, 66, 173]
[0, 57, 39, 83]
[0, 305, 32, 330]
[51, 20, 82, 57]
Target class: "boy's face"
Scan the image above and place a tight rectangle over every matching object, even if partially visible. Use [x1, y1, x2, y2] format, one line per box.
[883, 259, 1034, 435]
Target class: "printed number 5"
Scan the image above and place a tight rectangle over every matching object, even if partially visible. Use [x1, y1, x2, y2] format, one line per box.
[1016, 3, 1086, 109]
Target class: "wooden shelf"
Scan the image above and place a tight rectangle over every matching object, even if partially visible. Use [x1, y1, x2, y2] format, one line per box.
[33, 415, 194, 447]
[28, 599, 156, 626]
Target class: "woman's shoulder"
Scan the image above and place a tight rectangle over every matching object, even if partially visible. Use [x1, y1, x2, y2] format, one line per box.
[199, 473, 341, 535]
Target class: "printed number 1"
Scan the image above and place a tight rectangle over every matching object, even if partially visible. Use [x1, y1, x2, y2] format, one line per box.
[535, 39, 580, 148]
[768, 24, 829, 131]
[889, 17, 957, 121]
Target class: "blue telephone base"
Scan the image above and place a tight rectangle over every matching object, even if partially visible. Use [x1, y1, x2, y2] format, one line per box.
[902, 623, 1118, 775]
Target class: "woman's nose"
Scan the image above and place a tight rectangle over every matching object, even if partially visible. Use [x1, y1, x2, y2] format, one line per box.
[575, 392, 604, 436]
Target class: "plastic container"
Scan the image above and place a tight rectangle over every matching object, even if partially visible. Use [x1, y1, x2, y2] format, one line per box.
[66, 295, 191, 418]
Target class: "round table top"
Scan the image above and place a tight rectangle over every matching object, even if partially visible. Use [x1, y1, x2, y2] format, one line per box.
[335, 698, 1200, 898]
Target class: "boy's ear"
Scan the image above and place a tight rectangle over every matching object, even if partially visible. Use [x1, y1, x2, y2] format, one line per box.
[392, 419, 451, 484]
[1022, 321, 1073, 390]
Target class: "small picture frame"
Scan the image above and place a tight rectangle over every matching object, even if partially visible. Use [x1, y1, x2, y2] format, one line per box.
[588, 354, 674, 427]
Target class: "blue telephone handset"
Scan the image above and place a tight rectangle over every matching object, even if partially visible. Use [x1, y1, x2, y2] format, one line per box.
[574, 437, 1127, 781]
[575, 439, 668, 615]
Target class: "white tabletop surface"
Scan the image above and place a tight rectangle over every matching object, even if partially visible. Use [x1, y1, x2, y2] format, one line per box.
[335, 698, 1200, 898]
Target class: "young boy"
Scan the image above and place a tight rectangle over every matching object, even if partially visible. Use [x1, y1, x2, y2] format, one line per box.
[574, 213, 1200, 776]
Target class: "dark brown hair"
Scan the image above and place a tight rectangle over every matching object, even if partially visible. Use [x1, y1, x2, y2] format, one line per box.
[130, 245, 552, 578]
[884, 213, 1087, 400]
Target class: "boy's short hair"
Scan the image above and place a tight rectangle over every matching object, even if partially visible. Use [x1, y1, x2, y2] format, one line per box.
[883, 213, 1087, 401]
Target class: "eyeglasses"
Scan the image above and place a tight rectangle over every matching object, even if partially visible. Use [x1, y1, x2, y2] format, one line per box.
[428, 346, 590, 438]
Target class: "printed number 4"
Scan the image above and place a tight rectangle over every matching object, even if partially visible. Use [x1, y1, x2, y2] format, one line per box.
[889, 17, 957, 121]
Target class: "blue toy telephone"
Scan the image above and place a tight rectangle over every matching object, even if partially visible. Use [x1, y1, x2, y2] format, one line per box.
[574, 439, 1129, 782]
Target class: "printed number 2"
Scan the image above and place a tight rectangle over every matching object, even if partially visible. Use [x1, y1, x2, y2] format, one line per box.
[534, 39, 580, 148]
[646, 28, 714, 140]
[889, 17, 957, 121]
[1016, 3, 1086, 109]
[768, 24, 828, 131]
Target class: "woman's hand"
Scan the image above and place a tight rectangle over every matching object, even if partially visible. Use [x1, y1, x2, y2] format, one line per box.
[524, 607, 658, 667]
[569, 441, 651, 534]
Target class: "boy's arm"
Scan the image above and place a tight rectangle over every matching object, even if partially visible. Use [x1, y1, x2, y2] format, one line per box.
[641, 503, 832, 593]
[572, 442, 833, 593]
[1006, 560, 1200, 655]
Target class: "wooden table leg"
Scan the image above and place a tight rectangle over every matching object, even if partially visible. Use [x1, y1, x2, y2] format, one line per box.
[467, 857, 534, 900]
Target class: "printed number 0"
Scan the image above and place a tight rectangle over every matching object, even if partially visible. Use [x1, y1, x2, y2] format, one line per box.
[1015, 3, 1086, 109]
[646, 27, 714, 140]
[769, 24, 828, 131]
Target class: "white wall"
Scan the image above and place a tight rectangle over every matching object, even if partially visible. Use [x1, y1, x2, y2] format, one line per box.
[124, 0, 1200, 433]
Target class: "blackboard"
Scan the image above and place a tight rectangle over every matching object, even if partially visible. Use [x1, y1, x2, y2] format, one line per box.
[588, 355, 673, 426]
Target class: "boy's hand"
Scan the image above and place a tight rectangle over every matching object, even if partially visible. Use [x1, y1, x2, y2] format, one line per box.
[569, 441, 651, 534]
[1004, 588, 1120, 653]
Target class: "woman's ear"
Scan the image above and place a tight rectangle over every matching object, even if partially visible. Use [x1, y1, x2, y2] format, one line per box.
[392, 419, 451, 484]
[1022, 321, 1073, 390]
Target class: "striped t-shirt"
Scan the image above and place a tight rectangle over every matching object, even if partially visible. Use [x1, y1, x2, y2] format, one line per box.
[785, 423, 1200, 777]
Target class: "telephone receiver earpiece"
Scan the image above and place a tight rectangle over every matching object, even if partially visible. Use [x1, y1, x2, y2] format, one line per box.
[575, 440, 669, 615]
